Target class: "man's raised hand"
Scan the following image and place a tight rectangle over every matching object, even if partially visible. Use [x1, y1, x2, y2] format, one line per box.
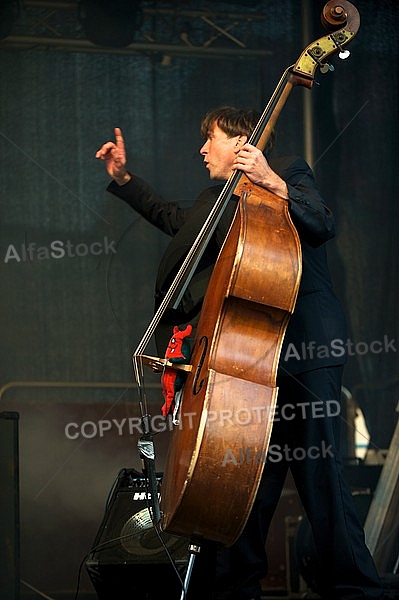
[96, 127, 131, 185]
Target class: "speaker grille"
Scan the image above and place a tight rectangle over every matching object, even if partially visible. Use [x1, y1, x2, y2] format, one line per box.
[86, 468, 189, 565]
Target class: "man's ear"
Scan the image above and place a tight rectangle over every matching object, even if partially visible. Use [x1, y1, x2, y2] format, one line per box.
[235, 135, 248, 148]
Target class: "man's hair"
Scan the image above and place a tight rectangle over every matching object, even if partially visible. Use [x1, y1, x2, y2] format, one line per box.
[200, 105, 274, 153]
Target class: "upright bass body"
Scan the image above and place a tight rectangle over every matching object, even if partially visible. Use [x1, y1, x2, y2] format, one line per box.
[160, 177, 302, 546]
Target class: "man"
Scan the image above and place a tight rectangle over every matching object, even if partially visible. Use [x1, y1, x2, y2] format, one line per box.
[96, 107, 384, 599]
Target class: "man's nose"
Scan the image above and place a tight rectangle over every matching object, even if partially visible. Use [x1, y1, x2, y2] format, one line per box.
[200, 140, 209, 155]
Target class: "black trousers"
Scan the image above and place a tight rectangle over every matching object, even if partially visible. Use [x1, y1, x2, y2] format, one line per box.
[188, 366, 384, 600]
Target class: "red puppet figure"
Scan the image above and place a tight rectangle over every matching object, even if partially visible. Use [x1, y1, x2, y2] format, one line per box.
[161, 324, 192, 417]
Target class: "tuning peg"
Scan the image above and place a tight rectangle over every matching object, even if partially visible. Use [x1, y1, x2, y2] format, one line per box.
[331, 31, 351, 60]
[320, 62, 335, 73]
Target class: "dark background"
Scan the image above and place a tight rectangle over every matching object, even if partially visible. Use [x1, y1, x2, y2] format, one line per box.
[0, 0, 398, 597]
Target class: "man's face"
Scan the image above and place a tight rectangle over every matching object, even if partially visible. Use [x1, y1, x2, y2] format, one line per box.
[200, 123, 246, 181]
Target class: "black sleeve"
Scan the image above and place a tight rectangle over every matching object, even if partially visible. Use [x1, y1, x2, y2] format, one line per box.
[272, 156, 336, 247]
[107, 175, 190, 236]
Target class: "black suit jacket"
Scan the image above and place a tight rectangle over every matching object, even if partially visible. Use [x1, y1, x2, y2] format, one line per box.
[107, 156, 347, 374]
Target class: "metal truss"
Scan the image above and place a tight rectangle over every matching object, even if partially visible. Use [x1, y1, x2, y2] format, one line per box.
[0, 0, 273, 58]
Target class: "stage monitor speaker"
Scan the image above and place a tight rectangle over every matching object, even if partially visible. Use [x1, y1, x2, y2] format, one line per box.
[85, 468, 189, 599]
[0, 411, 20, 600]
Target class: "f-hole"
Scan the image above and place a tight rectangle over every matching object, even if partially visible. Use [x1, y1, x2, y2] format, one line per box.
[192, 336, 208, 396]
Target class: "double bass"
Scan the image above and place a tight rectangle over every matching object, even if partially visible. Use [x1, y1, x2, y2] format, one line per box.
[133, 1, 360, 549]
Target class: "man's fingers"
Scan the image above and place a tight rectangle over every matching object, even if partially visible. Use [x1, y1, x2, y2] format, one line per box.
[114, 127, 125, 151]
[95, 141, 117, 159]
[95, 128, 126, 160]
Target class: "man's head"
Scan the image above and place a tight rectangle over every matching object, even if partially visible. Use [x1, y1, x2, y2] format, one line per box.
[200, 106, 261, 141]
[199, 106, 268, 181]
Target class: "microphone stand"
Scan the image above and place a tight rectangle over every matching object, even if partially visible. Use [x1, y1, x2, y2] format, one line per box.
[133, 359, 201, 599]
[180, 543, 201, 600]
[138, 412, 201, 600]
[137, 412, 161, 524]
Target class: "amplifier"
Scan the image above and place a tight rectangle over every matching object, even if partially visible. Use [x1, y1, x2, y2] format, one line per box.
[86, 468, 189, 599]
